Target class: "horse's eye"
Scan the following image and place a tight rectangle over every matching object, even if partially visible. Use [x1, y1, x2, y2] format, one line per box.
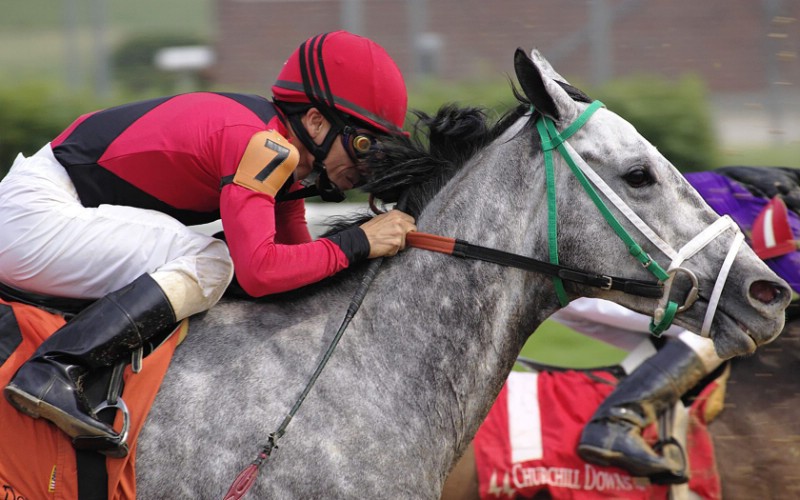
[623, 168, 653, 188]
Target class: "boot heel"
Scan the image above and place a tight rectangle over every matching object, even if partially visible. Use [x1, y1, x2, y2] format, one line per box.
[4, 385, 43, 419]
[5, 383, 113, 439]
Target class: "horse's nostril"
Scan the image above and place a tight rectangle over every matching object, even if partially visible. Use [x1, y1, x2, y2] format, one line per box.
[750, 280, 781, 304]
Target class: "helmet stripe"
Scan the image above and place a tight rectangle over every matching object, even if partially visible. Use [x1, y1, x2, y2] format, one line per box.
[315, 33, 338, 111]
[274, 79, 404, 135]
[298, 34, 349, 130]
[298, 36, 323, 107]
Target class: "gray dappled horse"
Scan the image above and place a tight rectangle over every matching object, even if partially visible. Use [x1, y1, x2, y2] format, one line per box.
[135, 49, 789, 498]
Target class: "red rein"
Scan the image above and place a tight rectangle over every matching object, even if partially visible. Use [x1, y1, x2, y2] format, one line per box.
[405, 232, 456, 255]
[223, 451, 268, 500]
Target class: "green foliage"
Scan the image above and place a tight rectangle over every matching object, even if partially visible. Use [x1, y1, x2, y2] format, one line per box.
[590, 74, 719, 172]
[407, 74, 719, 173]
[112, 33, 211, 95]
[0, 83, 100, 178]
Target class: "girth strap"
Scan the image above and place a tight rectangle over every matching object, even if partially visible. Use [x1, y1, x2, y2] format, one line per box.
[76, 450, 108, 500]
[406, 232, 664, 298]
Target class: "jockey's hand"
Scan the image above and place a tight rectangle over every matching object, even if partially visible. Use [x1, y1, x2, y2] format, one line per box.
[360, 210, 416, 258]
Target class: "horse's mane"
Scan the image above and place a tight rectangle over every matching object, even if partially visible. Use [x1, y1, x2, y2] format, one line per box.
[364, 106, 518, 216]
[344, 79, 591, 222]
[337, 102, 528, 225]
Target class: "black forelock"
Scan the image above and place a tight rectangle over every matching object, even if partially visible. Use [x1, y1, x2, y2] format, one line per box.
[358, 103, 527, 218]
[358, 79, 588, 213]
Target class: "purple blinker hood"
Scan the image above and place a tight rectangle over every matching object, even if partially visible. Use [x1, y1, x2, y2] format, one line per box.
[686, 171, 800, 294]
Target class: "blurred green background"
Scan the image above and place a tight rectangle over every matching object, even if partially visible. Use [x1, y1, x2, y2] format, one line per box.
[1, 0, 797, 179]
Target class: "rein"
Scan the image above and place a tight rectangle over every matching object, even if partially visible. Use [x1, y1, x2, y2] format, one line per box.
[405, 232, 663, 298]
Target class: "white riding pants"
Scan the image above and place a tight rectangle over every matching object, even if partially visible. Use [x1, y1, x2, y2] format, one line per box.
[0, 145, 234, 320]
[552, 297, 724, 374]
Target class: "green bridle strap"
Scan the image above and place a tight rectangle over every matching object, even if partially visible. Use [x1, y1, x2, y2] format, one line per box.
[538, 100, 606, 305]
[540, 120, 569, 305]
[651, 300, 679, 335]
[534, 100, 678, 334]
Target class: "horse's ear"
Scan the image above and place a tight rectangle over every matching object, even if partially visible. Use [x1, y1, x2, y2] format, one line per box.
[514, 48, 560, 121]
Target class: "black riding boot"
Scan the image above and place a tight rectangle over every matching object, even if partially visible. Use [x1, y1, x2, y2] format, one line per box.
[577, 339, 706, 483]
[4, 273, 176, 444]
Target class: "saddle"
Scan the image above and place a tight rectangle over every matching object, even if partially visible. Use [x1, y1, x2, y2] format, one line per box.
[0, 290, 186, 500]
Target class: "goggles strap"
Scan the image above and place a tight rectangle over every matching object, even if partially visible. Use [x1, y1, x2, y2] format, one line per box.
[286, 113, 346, 203]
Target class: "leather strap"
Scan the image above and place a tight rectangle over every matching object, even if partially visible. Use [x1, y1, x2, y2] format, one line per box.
[406, 232, 664, 299]
[0, 281, 91, 316]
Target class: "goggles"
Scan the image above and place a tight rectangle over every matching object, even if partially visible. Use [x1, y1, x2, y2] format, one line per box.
[341, 126, 378, 163]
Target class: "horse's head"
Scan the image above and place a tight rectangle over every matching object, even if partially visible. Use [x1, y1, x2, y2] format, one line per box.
[514, 48, 791, 359]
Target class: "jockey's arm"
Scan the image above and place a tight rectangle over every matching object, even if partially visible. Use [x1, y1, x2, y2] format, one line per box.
[220, 185, 364, 297]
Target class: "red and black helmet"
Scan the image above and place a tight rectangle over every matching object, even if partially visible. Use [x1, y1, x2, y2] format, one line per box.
[272, 31, 408, 136]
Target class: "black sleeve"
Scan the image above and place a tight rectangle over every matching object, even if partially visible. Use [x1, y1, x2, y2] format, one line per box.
[324, 226, 371, 265]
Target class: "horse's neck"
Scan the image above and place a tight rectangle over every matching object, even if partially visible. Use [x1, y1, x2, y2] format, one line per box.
[358, 135, 556, 454]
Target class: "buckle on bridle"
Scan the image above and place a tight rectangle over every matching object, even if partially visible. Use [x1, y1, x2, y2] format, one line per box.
[652, 266, 700, 329]
[657, 266, 700, 315]
[669, 267, 700, 312]
[600, 276, 613, 290]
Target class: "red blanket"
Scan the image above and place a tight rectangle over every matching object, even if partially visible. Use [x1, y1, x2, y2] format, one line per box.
[473, 370, 721, 499]
[0, 299, 183, 500]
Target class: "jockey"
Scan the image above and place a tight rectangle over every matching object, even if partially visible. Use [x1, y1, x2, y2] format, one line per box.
[576, 167, 800, 483]
[569, 299, 721, 484]
[0, 31, 416, 452]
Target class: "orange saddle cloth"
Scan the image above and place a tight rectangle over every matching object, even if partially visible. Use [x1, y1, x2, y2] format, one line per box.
[0, 298, 184, 500]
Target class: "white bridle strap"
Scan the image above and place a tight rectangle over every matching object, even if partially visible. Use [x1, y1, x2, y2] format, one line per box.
[701, 230, 745, 337]
[655, 217, 742, 330]
[669, 216, 738, 271]
[564, 141, 740, 270]
[563, 142, 679, 261]
[561, 140, 745, 336]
